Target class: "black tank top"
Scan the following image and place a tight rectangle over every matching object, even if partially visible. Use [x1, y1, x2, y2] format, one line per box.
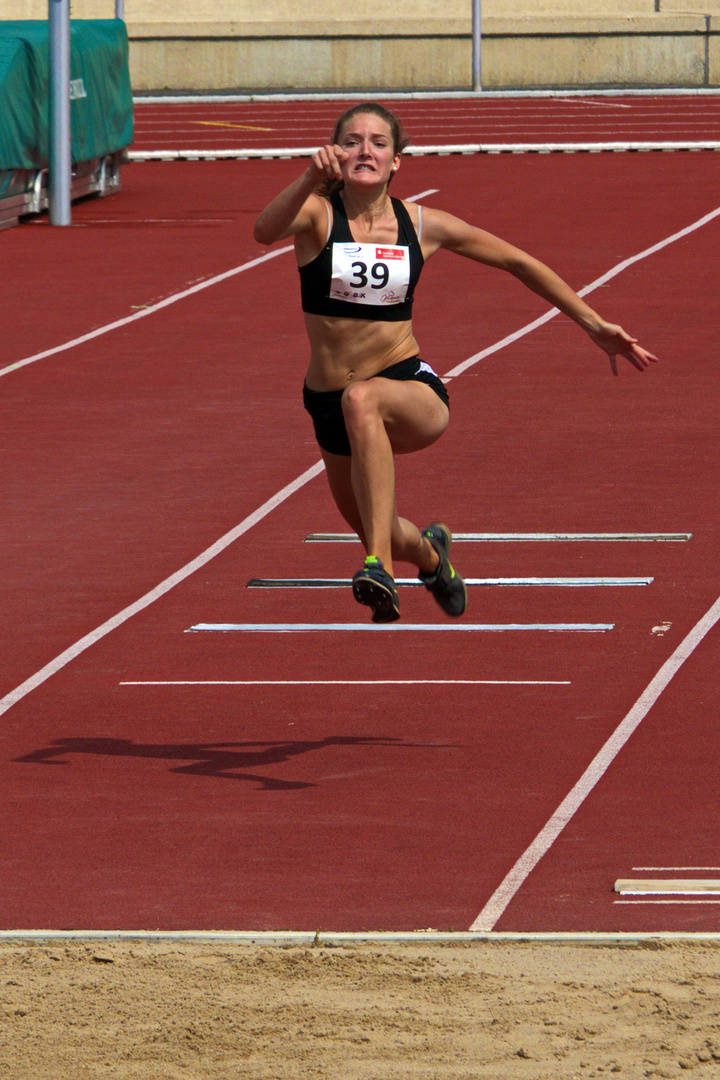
[299, 191, 424, 321]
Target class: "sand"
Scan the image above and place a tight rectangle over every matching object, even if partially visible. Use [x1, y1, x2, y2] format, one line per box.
[1, 940, 719, 1078]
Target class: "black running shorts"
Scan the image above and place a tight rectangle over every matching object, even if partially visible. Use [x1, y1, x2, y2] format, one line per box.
[302, 355, 449, 457]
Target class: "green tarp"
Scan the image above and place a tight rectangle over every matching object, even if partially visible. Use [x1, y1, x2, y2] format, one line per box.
[0, 19, 133, 172]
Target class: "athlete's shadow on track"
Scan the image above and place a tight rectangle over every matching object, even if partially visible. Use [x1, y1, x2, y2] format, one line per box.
[14, 735, 452, 790]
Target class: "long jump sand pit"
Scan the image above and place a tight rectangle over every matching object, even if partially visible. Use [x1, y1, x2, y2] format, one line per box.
[1, 939, 719, 1077]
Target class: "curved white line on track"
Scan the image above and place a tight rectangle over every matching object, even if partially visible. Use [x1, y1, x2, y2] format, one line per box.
[470, 592, 720, 932]
[0, 461, 325, 720]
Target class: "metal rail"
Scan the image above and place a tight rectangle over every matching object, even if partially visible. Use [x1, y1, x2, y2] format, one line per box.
[472, 0, 482, 91]
[48, 0, 71, 226]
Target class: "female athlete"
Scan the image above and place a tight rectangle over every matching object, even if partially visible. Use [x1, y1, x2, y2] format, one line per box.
[254, 103, 657, 624]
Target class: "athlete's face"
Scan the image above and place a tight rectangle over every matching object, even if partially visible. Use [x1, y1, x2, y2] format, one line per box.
[336, 113, 401, 188]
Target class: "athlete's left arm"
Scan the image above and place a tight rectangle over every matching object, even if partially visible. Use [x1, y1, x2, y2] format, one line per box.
[420, 206, 658, 374]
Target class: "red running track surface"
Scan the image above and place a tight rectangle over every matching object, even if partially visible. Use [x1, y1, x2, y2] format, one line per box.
[130, 94, 720, 151]
[1, 149, 720, 932]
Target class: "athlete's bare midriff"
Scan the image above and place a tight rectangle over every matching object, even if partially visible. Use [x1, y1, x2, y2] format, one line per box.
[303, 312, 420, 391]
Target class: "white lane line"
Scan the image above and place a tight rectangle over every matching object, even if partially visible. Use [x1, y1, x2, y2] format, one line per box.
[304, 532, 692, 543]
[444, 204, 720, 379]
[0, 191, 434, 380]
[615, 879, 720, 894]
[188, 622, 613, 632]
[119, 679, 570, 686]
[0, 461, 325, 721]
[404, 189, 439, 201]
[558, 99, 633, 108]
[0, 200, 715, 717]
[247, 576, 652, 588]
[633, 866, 720, 871]
[469, 591, 720, 932]
[127, 142, 720, 161]
[132, 90, 720, 102]
[0, 246, 292, 379]
[615, 900, 720, 905]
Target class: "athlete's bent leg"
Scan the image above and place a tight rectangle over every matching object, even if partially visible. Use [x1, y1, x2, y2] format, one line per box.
[321, 449, 438, 579]
[340, 377, 448, 577]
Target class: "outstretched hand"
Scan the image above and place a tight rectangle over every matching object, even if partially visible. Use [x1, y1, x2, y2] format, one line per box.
[309, 143, 350, 185]
[586, 321, 659, 376]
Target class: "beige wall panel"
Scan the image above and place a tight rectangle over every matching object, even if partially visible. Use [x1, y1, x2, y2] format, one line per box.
[486, 1, 656, 10]
[5, 1, 466, 20]
[661, 2, 720, 11]
[708, 19, 720, 81]
[129, 39, 335, 93]
[330, 37, 468, 92]
[7, 1, 711, 91]
[242, 40, 334, 92]
[128, 31, 710, 92]
[5, 1, 116, 15]
[381, 39, 469, 89]
[3, 1, 663, 21]
[134, 1, 466, 19]
[129, 38, 469, 92]
[486, 33, 707, 88]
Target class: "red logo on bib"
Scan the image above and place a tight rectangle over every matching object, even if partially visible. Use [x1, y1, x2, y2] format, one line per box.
[375, 247, 405, 260]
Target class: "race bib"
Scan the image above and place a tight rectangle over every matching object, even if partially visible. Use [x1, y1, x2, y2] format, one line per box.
[330, 242, 411, 307]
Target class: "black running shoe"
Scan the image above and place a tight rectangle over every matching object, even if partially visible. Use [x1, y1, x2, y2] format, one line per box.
[419, 523, 468, 617]
[352, 557, 400, 623]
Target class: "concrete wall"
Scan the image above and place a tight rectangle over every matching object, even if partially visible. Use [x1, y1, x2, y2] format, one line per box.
[7, 3, 694, 18]
[4, 2, 720, 90]
[7, 1, 720, 17]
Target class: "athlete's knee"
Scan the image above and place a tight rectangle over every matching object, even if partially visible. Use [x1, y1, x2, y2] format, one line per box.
[341, 379, 381, 416]
[341, 380, 382, 433]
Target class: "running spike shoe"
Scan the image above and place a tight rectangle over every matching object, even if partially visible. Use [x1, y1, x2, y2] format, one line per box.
[352, 556, 400, 623]
[418, 523, 468, 617]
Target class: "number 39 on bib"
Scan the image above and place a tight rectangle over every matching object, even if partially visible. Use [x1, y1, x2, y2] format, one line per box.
[330, 243, 411, 307]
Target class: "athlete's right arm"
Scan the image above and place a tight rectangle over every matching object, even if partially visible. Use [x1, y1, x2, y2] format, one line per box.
[253, 145, 348, 245]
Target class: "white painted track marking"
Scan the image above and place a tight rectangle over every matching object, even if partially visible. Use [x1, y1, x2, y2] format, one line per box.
[615, 900, 720, 905]
[633, 866, 720, 871]
[120, 679, 570, 686]
[0, 462, 325, 721]
[615, 881, 720, 894]
[133, 90, 720, 102]
[0, 191, 435, 380]
[470, 592, 720, 931]
[1, 200, 717, 717]
[0, 247, 293, 379]
[188, 622, 614, 633]
[129, 142, 720, 162]
[444, 205, 720, 379]
[247, 576, 653, 587]
[305, 532, 691, 542]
